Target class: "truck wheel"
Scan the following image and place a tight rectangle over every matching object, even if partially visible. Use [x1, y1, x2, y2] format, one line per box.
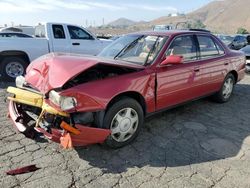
[0, 57, 28, 81]
[212, 73, 235, 103]
[103, 98, 144, 148]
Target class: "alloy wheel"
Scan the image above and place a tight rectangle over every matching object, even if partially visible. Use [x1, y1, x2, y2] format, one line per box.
[5, 62, 24, 78]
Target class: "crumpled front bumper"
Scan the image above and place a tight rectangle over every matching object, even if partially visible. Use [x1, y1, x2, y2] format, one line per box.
[7, 86, 110, 148]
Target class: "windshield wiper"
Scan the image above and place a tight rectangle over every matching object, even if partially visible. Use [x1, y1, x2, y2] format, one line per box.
[114, 35, 144, 60]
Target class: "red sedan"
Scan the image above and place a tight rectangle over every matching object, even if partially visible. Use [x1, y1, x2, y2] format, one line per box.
[7, 30, 246, 148]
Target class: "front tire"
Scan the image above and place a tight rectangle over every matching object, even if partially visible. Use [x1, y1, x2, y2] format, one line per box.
[212, 73, 235, 103]
[0, 57, 28, 81]
[103, 98, 144, 148]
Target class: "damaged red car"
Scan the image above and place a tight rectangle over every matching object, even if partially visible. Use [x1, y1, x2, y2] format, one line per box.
[7, 30, 246, 148]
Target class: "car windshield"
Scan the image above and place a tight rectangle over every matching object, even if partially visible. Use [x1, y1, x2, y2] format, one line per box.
[98, 34, 167, 65]
[218, 35, 234, 45]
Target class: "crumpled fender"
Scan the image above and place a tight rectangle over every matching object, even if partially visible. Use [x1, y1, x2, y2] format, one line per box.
[60, 125, 111, 148]
[35, 124, 111, 148]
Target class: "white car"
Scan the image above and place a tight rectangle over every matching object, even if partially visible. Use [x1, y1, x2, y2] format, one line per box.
[240, 45, 250, 72]
[0, 22, 111, 80]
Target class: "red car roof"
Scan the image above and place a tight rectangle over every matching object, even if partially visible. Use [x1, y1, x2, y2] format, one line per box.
[130, 30, 211, 37]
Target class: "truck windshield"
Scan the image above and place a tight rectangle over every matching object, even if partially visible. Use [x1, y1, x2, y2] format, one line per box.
[98, 35, 167, 65]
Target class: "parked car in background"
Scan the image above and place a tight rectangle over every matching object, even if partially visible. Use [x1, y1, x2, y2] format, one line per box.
[229, 35, 248, 50]
[217, 34, 247, 50]
[7, 30, 245, 148]
[217, 34, 234, 46]
[0, 32, 33, 38]
[245, 34, 250, 44]
[240, 45, 250, 72]
[0, 22, 111, 81]
[153, 24, 174, 31]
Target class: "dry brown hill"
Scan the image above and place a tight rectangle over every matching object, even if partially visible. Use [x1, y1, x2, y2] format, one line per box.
[107, 18, 136, 27]
[151, 0, 250, 34]
[91, 0, 250, 35]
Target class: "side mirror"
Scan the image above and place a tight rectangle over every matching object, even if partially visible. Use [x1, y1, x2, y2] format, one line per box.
[160, 55, 183, 66]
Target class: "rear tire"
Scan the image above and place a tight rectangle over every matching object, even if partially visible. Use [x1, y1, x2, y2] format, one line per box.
[212, 73, 235, 103]
[0, 57, 28, 81]
[103, 98, 144, 148]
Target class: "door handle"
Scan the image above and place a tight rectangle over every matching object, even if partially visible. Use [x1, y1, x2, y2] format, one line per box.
[194, 67, 200, 72]
[72, 43, 80, 46]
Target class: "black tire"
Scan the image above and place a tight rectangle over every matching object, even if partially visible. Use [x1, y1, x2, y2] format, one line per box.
[103, 98, 144, 148]
[0, 57, 28, 81]
[212, 73, 235, 103]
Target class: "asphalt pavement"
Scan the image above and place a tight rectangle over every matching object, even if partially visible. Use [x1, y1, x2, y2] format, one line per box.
[0, 75, 250, 188]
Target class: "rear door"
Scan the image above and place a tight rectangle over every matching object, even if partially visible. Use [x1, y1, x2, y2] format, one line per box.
[67, 25, 103, 55]
[50, 24, 71, 53]
[193, 34, 227, 95]
[156, 34, 201, 110]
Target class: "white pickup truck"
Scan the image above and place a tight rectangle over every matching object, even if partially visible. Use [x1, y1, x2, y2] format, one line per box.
[0, 22, 111, 81]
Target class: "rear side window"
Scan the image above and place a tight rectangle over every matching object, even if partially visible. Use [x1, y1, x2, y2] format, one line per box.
[67, 26, 93, 40]
[166, 35, 197, 61]
[52, 25, 65, 39]
[197, 35, 224, 58]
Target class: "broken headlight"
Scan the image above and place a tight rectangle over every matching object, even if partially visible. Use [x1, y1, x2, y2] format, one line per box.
[15, 76, 26, 88]
[49, 90, 77, 111]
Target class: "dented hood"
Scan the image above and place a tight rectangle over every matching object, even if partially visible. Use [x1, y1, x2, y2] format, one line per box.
[25, 53, 144, 93]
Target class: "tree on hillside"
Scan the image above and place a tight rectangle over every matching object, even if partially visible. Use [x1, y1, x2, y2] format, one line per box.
[193, 20, 206, 29]
[237, 27, 249, 34]
[186, 20, 206, 29]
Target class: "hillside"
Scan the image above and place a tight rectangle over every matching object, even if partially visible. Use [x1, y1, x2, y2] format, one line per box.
[190, 0, 250, 33]
[150, 0, 250, 33]
[91, 0, 250, 35]
[107, 18, 136, 27]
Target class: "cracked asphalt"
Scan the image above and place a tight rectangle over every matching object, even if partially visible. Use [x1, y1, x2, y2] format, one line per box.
[0, 75, 250, 188]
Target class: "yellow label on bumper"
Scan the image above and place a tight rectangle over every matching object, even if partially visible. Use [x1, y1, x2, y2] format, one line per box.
[7, 86, 69, 117]
[7, 86, 43, 108]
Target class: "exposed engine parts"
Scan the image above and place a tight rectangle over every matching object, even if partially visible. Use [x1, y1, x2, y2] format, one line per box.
[63, 64, 138, 89]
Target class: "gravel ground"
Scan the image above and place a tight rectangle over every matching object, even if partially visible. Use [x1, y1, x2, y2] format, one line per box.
[0, 75, 250, 188]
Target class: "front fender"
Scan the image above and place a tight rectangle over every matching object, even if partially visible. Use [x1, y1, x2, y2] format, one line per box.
[60, 70, 156, 113]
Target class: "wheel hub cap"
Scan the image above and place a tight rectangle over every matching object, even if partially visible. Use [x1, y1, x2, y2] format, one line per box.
[222, 78, 233, 99]
[120, 118, 131, 132]
[110, 107, 139, 142]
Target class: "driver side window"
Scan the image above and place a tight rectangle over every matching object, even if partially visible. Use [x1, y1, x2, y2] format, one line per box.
[166, 35, 198, 62]
[67, 26, 93, 40]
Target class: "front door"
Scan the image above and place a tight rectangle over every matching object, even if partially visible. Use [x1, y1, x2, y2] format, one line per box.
[156, 34, 200, 110]
[67, 25, 103, 55]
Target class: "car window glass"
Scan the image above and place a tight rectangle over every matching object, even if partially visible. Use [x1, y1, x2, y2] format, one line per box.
[197, 35, 221, 58]
[166, 35, 197, 62]
[99, 35, 166, 65]
[68, 26, 92, 40]
[214, 41, 225, 55]
[120, 36, 165, 65]
[235, 36, 240, 40]
[52, 25, 65, 39]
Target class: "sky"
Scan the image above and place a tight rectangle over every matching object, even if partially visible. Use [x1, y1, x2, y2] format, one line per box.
[0, 0, 214, 27]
